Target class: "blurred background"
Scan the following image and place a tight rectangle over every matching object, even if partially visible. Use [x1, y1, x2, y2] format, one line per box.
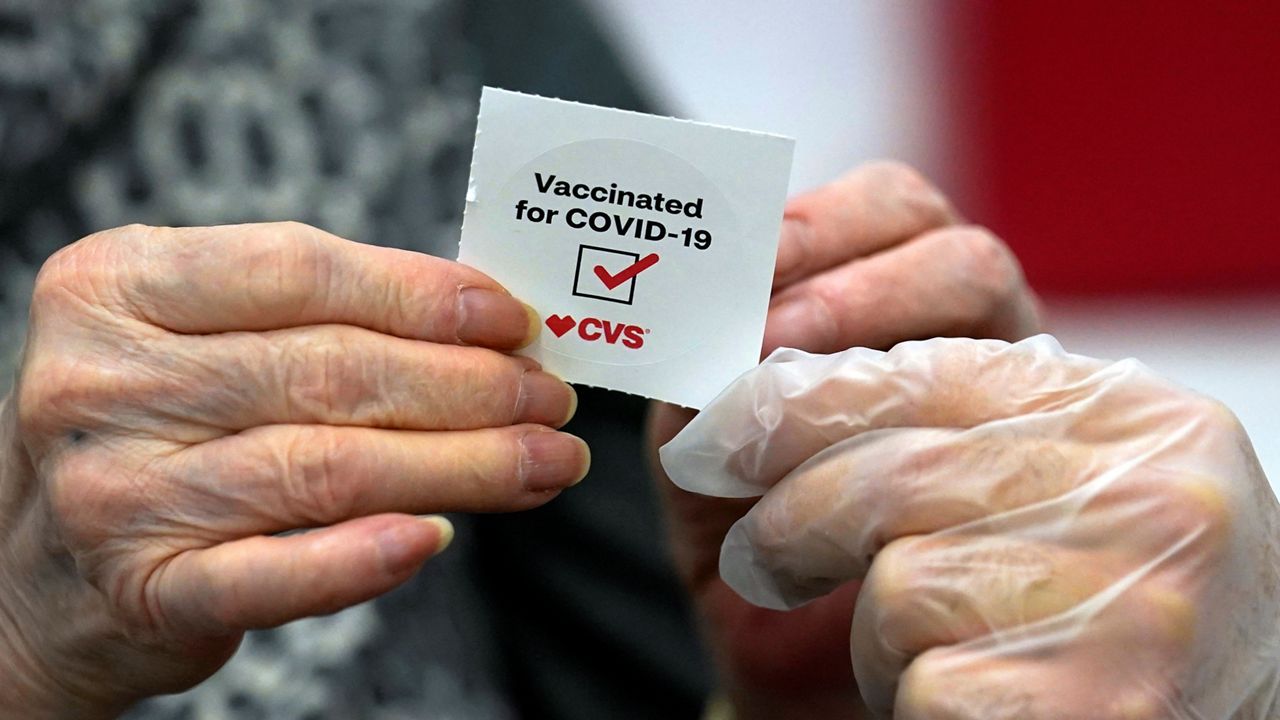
[584, 0, 1280, 487]
[0, 4, 1272, 717]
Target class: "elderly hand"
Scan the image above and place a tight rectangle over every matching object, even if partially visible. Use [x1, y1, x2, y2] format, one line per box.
[647, 162, 1041, 717]
[0, 222, 587, 718]
[663, 336, 1280, 719]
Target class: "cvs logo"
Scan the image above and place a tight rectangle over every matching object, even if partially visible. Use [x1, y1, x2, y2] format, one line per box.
[544, 314, 647, 349]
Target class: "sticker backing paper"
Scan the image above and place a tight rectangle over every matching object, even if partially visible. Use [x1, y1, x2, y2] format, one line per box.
[458, 87, 794, 409]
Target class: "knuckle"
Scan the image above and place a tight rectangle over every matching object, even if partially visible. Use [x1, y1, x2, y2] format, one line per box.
[897, 649, 952, 715]
[1138, 585, 1198, 655]
[864, 538, 931, 650]
[377, 260, 457, 340]
[45, 452, 131, 549]
[900, 650, 1034, 718]
[251, 220, 331, 255]
[864, 159, 952, 223]
[744, 501, 793, 562]
[280, 427, 361, 522]
[30, 233, 107, 311]
[269, 220, 335, 262]
[392, 254, 471, 334]
[1106, 691, 1167, 720]
[929, 226, 1025, 316]
[278, 225, 321, 277]
[237, 222, 337, 317]
[1185, 394, 1245, 438]
[279, 329, 379, 422]
[15, 354, 113, 440]
[955, 226, 1023, 300]
[32, 224, 168, 324]
[1117, 469, 1235, 558]
[1163, 474, 1233, 551]
[742, 487, 828, 580]
[99, 222, 162, 244]
[270, 219, 323, 238]
[498, 426, 533, 494]
[467, 355, 526, 427]
[16, 332, 188, 443]
[865, 538, 918, 613]
[865, 159, 931, 194]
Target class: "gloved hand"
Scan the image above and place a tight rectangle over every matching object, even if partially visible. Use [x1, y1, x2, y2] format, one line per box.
[648, 161, 1041, 718]
[662, 335, 1280, 719]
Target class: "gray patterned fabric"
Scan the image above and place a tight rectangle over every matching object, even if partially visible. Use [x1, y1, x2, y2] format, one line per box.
[0, 0, 515, 717]
[1, 0, 480, 378]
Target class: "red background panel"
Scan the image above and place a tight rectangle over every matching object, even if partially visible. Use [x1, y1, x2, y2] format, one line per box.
[943, 2, 1280, 296]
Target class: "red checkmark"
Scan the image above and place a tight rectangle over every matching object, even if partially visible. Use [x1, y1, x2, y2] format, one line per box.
[594, 253, 659, 290]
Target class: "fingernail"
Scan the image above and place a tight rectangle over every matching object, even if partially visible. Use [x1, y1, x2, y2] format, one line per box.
[518, 302, 540, 347]
[773, 218, 810, 286]
[762, 294, 835, 357]
[456, 287, 538, 349]
[519, 430, 590, 491]
[419, 515, 455, 557]
[515, 370, 577, 427]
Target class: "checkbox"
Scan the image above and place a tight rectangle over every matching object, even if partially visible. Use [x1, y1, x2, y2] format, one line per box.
[573, 244, 640, 305]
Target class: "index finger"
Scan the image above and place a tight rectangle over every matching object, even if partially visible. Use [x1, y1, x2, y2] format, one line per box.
[79, 222, 537, 348]
[659, 335, 1115, 499]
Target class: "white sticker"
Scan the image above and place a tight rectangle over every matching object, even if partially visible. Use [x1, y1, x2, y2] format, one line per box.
[458, 88, 794, 409]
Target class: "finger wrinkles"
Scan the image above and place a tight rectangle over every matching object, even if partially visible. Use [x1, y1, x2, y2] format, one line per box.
[228, 223, 334, 328]
[274, 425, 367, 527]
[177, 425, 380, 531]
[123, 223, 332, 331]
[329, 237, 531, 347]
[45, 447, 133, 551]
[75, 222, 529, 347]
[860, 536, 1114, 659]
[44, 438, 190, 602]
[172, 423, 584, 536]
[270, 326, 397, 426]
[349, 245, 460, 338]
[16, 333, 215, 453]
[31, 224, 156, 320]
[193, 326, 547, 431]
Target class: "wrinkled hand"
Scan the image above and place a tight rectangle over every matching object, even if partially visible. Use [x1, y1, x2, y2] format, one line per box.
[646, 162, 1040, 717]
[663, 336, 1280, 719]
[0, 223, 586, 718]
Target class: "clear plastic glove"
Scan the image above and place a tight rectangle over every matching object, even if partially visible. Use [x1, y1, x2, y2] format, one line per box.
[661, 335, 1280, 719]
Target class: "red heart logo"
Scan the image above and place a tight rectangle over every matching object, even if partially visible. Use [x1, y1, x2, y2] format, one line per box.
[545, 314, 576, 338]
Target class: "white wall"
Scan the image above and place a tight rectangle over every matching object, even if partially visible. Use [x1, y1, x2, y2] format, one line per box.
[1048, 299, 1280, 486]
[581, 0, 945, 193]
